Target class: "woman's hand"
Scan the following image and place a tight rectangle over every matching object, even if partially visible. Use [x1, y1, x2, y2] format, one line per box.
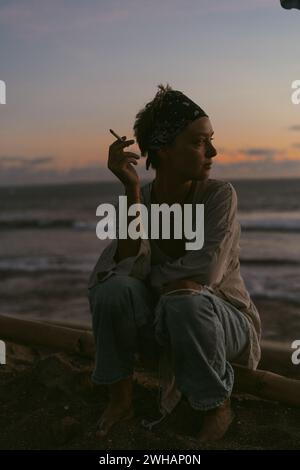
[108, 136, 140, 190]
[161, 279, 203, 295]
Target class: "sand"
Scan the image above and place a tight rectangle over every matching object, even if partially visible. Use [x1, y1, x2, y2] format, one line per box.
[1, 269, 300, 449]
[0, 339, 300, 450]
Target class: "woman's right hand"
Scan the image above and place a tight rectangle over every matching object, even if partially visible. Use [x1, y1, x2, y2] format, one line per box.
[107, 136, 140, 190]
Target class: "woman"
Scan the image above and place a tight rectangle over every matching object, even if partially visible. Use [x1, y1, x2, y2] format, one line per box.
[88, 83, 261, 443]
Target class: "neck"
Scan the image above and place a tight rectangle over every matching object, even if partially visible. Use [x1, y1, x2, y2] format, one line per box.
[153, 170, 193, 205]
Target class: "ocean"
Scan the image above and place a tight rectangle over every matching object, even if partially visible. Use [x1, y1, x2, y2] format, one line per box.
[0, 178, 299, 308]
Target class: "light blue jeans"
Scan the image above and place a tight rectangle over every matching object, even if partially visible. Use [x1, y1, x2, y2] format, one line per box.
[88, 273, 251, 410]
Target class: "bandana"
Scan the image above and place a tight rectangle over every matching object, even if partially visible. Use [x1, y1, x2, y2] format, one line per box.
[146, 90, 208, 170]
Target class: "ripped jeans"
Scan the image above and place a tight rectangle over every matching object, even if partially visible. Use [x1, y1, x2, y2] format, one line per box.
[88, 273, 251, 411]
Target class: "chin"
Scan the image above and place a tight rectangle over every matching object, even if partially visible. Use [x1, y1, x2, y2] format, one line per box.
[194, 169, 209, 180]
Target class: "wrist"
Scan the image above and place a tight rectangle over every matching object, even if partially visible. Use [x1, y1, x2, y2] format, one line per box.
[125, 184, 140, 197]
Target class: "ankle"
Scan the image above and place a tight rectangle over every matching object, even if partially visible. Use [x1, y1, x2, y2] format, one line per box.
[108, 376, 133, 406]
[205, 398, 231, 416]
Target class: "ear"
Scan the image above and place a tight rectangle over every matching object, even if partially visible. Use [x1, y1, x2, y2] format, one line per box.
[157, 145, 170, 161]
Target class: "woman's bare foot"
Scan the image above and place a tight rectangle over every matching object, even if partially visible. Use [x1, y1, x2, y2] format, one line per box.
[196, 398, 234, 444]
[96, 402, 134, 437]
[96, 376, 135, 438]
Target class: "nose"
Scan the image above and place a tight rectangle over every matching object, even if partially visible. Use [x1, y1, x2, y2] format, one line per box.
[205, 141, 217, 159]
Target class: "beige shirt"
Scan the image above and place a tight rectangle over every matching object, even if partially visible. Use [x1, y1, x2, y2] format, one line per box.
[88, 178, 262, 415]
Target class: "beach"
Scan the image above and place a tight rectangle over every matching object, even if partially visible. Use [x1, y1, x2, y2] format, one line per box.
[1, 339, 300, 450]
[0, 178, 300, 449]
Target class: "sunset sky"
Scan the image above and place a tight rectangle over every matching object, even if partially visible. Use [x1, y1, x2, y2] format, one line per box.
[1, 0, 300, 185]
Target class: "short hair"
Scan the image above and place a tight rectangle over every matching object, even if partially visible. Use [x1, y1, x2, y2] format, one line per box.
[133, 82, 173, 170]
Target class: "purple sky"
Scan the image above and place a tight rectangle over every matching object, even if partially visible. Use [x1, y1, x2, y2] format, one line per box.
[1, 0, 300, 185]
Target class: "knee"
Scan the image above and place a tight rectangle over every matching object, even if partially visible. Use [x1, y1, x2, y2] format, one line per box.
[109, 273, 149, 297]
[161, 292, 217, 337]
[89, 274, 148, 311]
[163, 292, 213, 320]
[161, 293, 222, 356]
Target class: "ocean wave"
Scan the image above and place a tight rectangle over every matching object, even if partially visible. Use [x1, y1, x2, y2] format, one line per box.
[240, 258, 300, 266]
[1, 256, 299, 305]
[242, 224, 300, 233]
[239, 212, 300, 233]
[1, 218, 300, 233]
[0, 219, 95, 230]
[1, 208, 300, 233]
[0, 257, 93, 272]
[0, 256, 298, 272]
[246, 290, 300, 306]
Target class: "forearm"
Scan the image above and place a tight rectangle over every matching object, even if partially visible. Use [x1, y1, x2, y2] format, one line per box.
[114, 185, 142, 262]
[161, 278, 204, 295]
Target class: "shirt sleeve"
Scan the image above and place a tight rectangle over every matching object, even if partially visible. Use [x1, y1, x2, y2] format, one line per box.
[149, 182, 238, 291]
[88, 198, 151, 289]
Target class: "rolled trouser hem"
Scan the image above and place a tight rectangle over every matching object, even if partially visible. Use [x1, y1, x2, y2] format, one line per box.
[179, 371, 234, 411]
[186, 390, 232, 411]
[91, 371, 133, 385]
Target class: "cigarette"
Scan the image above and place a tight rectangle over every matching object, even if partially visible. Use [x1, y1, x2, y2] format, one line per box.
[109, 129, 123, 141]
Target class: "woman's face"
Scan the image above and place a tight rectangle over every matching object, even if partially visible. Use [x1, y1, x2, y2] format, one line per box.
[159, 117, 217, 180]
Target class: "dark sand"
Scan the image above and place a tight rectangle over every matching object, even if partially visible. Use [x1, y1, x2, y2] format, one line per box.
[1, 342, 300, 450]
[1, 269, 300, 449]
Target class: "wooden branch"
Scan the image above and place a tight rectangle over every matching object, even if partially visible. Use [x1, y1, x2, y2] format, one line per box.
[233, 364, 300, 407]
[258, 340, 300, 379]
[1, 314, 300, 407]
[0, 314, 94, 358]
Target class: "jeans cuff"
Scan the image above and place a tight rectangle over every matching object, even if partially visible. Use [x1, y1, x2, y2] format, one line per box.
[187, 390, 232, 411]
[91, 371, 132, 385]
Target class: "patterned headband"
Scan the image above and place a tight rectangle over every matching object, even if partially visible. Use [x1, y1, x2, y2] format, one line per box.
[146, 90, 208, 170]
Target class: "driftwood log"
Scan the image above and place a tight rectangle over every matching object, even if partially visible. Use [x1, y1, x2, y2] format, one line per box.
[1, 314, 300, 406]
[232, 364, 300, 407]
[0, 314, 94, 358]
